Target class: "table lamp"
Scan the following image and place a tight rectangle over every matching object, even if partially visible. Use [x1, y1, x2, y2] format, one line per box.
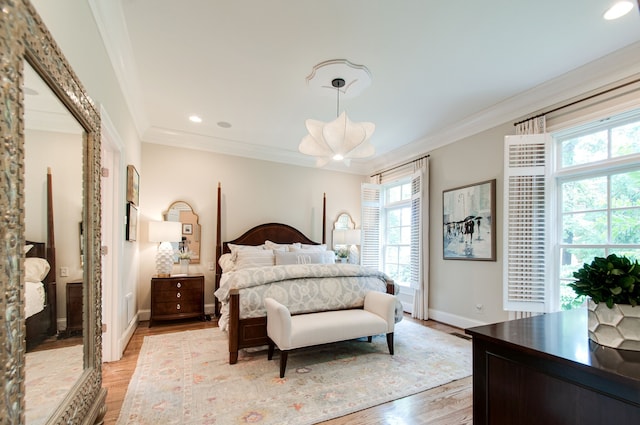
[149, 221, 182, 277]
[344, 229, 361, 264]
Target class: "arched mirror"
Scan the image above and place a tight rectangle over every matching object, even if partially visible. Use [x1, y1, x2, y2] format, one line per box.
[1, 1, 106, 424]
[334, 212, 355, 230]
[164, 201, 201, 264]
[333, 212, 360, 264]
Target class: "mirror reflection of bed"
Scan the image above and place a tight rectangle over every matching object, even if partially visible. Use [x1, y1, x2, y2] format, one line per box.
[23, 61, 84, 424]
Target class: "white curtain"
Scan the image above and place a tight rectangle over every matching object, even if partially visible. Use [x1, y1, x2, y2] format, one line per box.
[412, 157, 429, 320]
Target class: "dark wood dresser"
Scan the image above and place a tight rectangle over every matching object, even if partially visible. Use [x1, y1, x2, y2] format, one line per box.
[466, 308, 640, 425]
[150, 274, 205, 327]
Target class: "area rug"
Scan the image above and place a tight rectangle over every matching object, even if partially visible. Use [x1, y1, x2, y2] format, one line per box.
[117, 320, 472, 425]
[25, 344, 84, 425]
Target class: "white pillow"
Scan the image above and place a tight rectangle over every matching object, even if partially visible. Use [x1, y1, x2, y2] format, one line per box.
[24, 244, 34, 254]
[291, 244, 327, 252]
[218, 253, 236, 273]
[234, 249, 275, 270]
[275, 250, 335, 265]
[265, 240, 301, 251]
[25, 257, 50, 282]
[228, 243, 265, 255]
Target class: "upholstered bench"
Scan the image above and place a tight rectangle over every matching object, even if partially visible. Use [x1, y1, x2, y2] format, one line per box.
[265, 291, 396, 378]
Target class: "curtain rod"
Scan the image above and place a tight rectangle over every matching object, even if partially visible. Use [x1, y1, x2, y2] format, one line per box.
[370, 154, 430, 178]
[513, 77, 640, 127]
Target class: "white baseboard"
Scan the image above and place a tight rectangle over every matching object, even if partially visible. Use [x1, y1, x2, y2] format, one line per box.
[428, 308, 488, 330]
[116, 312, 139, 361]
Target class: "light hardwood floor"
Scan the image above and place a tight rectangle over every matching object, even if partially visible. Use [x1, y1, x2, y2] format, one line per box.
[101, 316, 473, 425]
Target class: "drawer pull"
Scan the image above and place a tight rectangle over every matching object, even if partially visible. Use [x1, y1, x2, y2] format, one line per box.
[177, 303, 181, 310]
[176, 282, 182, 288]
[176, 292, 181, 298]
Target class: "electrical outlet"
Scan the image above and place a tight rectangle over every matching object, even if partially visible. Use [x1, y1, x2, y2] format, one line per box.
[208, 262, 215, 271]
[60, 266, 69, 277]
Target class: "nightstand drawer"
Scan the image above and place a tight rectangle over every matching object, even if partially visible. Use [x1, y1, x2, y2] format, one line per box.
[153, 301, 201, 315]
[150, 274, 204, 327]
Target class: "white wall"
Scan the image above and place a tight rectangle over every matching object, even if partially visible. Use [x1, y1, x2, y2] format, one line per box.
[428, 123, 512, 328]
[139, 143, 366, 314]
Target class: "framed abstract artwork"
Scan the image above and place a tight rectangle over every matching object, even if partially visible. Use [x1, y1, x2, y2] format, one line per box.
[443, 179, 496, 261]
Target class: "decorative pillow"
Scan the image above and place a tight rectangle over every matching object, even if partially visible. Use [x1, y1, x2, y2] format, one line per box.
[265, 240, 301, 251]
[228, 243, 265, 255]
[24, 244, 34, 254]
[234, 249, 275, 270]
[275, 250, 336, 265]
[218, 253, 236, 273]
[25, 257, 50, 282]
[291, 244, 327, 252]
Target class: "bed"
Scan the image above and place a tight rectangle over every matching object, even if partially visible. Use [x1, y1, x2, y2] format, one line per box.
[213, 185, 399, 364]
[25, 170, 57, 351]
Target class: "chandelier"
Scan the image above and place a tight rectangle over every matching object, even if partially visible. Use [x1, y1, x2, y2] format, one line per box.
[299, 61, 375, 167]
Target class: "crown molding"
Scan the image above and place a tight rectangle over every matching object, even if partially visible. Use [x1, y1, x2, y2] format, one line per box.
[88, 0, 148, 139]
[142, 127, 370, 175]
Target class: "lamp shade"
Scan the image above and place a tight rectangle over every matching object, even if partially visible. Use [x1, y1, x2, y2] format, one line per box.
[148, 221, 182, 243]
[333, 229, 346, 247]
[344, 229, 361, 246]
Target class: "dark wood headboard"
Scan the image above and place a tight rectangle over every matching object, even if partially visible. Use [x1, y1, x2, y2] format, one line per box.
[214, 183, 326, 316]
[222, 223, 320, 254]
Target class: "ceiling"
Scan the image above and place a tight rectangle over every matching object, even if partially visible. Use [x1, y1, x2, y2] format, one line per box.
[90, 1, 640, 174]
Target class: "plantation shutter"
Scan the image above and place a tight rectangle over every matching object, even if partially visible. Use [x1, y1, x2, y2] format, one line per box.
[503, 133, 552, 313]
[361, 183, 382, 270]
[409, 170, 422, 289]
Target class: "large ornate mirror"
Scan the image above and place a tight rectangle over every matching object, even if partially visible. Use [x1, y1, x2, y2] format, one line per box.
[1, 1, 106, 424]
[164, 201, 201, 264]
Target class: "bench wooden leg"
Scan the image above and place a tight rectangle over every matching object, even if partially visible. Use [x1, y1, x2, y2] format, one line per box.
[386, 332, 394, 355]
[267, 338, 275, 360]
[279, 351, 288, 378]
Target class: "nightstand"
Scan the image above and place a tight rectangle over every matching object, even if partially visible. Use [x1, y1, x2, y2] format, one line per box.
[66, 280, 83, 336]
[149, 274, 205, 327]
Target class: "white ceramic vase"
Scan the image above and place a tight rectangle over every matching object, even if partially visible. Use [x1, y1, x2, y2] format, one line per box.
[587, 299, 640, 351]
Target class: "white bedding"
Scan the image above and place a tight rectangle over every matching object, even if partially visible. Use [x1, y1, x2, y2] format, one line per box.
[214, 263, 402, 331]
[24, 257, 50, 319]
[26, 281, 46, 318]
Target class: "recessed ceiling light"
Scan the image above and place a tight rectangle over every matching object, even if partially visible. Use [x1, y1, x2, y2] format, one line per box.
[189, 115, 202, 123]
[603, 1, 633, 20]
[217, 121, 232, 128]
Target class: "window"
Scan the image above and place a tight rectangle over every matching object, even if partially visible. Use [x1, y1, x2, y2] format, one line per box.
[555, 112, 640, 310]
[383, 181, 412, 286]
[361, 169, 424, 290]
[503, 109, 640, 314]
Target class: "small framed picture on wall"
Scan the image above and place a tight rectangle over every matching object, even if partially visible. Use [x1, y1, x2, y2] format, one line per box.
[126, 165, 140, 206]
[126, 202, 138, 241]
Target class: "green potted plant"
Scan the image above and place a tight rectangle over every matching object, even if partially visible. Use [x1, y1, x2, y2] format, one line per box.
[335, 247, 349, 263]
[568, 253, 640, 351]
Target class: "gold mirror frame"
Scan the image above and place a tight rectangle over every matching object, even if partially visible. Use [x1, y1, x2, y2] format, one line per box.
[0, 1, 106, 423]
